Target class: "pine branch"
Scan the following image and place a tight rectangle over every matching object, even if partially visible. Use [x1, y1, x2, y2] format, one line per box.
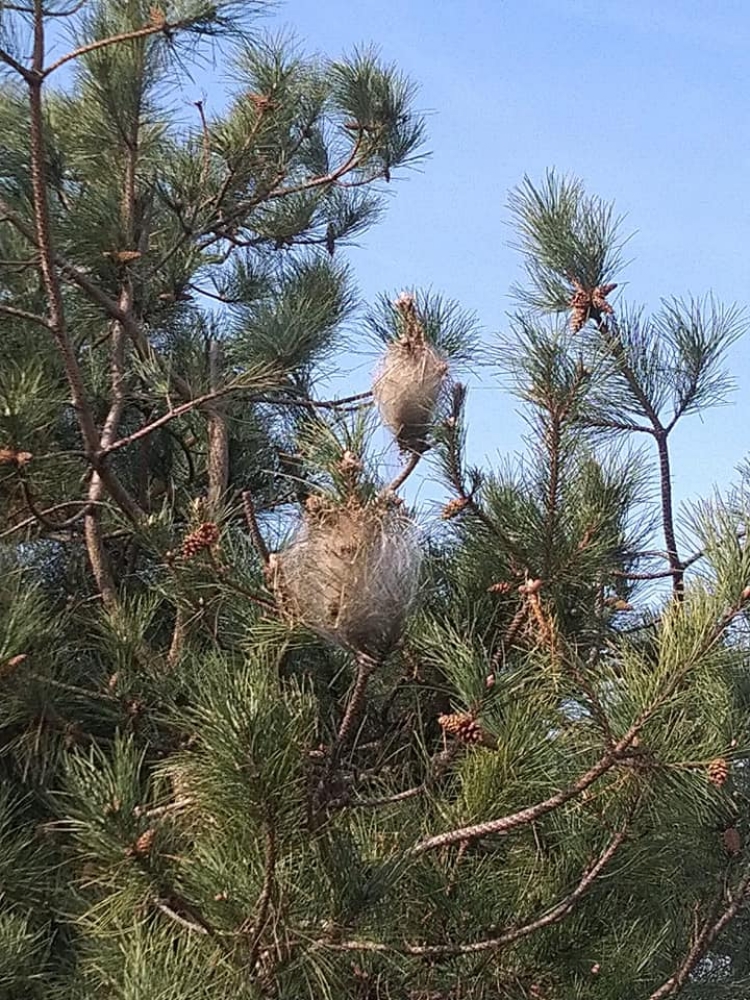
[241, 490, 269, 566]
[85, 292, 130, 608]
[543, 407, 562, 578]
[244, 818, 277, 970]
[331, 651, 378, 762]
[41, 16, 201, 78]
[325, 806, 635, 956]
[0, 303, 52, 329]
[0, 499, 100, 538]
[206, 340, 229, 512]
[381, 450, 421, 497]
[412, 597, 747, 855]
[313, 652, 379, 819]
[648, 875, 750, 999]
[244, 135, 365, 207]
[595, 311, 683, 595]
[26, 4, 99, 458]
[2, 1, 87, 14]
[0, 46, 33, 80]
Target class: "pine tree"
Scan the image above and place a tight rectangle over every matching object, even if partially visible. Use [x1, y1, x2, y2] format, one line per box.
[1, 4, 750, 999]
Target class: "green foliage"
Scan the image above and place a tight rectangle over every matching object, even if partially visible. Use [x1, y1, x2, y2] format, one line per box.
[508, 169, 629, 311]
[1, 2, 750, 998]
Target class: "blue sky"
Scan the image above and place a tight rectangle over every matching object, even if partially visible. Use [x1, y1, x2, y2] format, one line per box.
[243, 0, 750, 521]
[46, 2, 750, 522]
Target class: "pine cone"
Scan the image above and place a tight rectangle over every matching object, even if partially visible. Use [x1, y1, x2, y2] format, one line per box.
[570, 304, 589, 334]
[723, 826, 742, 857]
[181, 522, 220, 560]
[568, 279, 617, 331]
[438, 711, 495, 748]
[707, 757, 729, 787]
[441, 497, 469, 520]
[133, 827, 157, 857]
[591, 283, 617, 314]
[248, 93, 274, 114]
[0, 447, 33, 466]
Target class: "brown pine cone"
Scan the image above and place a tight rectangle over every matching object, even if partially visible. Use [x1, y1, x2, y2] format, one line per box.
[132, 827, 157, 857]
[0, 448, 33, 466]
[591, 283, 617, 314]
[181, 522, 220, 560]
[441, 497, 469, 520]
[438, 712, 495, 748]
[570, 304, 589, 334]
[707, 757, 729, 787]
[723, 826, 742, 857]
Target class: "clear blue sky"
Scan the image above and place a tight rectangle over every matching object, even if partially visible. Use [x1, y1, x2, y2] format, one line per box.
[243, 0, 750, 520]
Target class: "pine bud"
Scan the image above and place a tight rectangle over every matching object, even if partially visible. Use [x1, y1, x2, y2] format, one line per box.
[1, 653, 27, 678]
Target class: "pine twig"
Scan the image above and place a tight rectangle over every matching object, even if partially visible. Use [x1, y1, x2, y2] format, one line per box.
[0, 303, 52, 328]
[134, 797, 194, 820]
[412, 596, 747, 856]
[206, 339, 229, 512]
[244, 818, 277, 969]
[381, 450, 421, 498]
[331, 651, 378, 764]
[648, 875, 750, 999]
[41, 16, 199, 78]
[324, 804, 636, 956]
[241, 490, 269, 565]
[166, 606, 188, 668]
[155, 899, 210, 936]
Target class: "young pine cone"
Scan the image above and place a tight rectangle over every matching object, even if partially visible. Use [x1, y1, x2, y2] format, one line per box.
[707, 757, 729, 787]
[181, 522, 220, 560]
[438, 712, 495, 749]
[723, 826, 742, 857]
[441, 497, 469, 520]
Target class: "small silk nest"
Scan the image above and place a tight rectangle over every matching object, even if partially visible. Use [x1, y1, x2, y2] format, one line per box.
[271, 495, 421, 656]
[373, 292, 449, 454]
